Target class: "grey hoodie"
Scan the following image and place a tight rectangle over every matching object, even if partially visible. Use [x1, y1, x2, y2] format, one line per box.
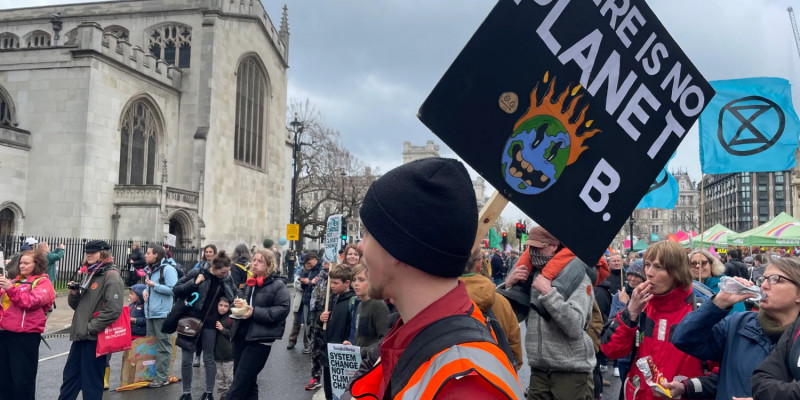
[525, 261, 596, 373]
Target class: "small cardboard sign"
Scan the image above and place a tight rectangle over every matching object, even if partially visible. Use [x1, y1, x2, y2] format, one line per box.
[324, 215, 343, 263]
[119, 336, 177, 386]
[327, 343, 362, 400]
[419, 0, 714, 263]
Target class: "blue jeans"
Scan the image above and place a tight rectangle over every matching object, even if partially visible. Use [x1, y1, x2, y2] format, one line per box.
[58, 340, 106, 400]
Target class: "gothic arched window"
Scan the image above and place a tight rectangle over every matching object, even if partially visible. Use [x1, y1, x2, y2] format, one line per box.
[0, 87, 13, 126]
[25, 30, 51, 48]
[234, 56, 269, 169]
[104, 25, 129, 41]
[147, 24, 191, 68]
[0, 208, 14, 237]
[119, 100, 159, 185]
[0, 33, 19, 50]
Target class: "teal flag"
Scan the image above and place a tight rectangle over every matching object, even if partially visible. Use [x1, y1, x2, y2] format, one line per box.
[636, 154, 678, 210]
[489, 228, 503, 251]
[650, 233, 660, 242]
[700, 77, 800, 173]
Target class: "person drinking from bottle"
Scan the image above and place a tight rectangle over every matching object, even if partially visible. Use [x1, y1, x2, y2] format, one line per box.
[670, 257, 800, 400]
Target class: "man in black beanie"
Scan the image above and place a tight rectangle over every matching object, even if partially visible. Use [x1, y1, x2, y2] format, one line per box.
[348, 158, 524, 399]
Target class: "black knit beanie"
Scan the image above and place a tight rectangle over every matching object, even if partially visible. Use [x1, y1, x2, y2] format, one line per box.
[359, 157, 478, 278]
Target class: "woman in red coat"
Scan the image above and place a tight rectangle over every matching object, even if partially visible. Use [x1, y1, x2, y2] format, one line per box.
[601, 241, 705, 400]
[0, 250, 56, 400]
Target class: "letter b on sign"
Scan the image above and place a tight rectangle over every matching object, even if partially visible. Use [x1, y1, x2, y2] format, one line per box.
[579, 159, 620, 222]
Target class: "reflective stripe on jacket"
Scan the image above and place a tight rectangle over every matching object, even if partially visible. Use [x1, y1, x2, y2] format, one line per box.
[350, 306, 524, 400]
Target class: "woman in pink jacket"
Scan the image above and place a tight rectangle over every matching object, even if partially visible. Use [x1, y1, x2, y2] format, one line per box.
[0, 250, 56, 400]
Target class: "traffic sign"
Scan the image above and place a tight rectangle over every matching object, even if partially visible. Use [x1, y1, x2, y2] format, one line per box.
[286, 224, 300, 241]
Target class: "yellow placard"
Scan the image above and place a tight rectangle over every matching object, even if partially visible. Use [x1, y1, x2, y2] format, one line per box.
[287, 224, 300, 241]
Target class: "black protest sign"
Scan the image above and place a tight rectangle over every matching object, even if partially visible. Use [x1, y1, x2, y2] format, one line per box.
[419, 0, 714, 264]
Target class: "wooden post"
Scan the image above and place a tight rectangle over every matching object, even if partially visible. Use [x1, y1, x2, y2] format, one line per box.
[473, 191, 510, 251]
[322, 270, 331, 331]
[700, 174, 705, 251]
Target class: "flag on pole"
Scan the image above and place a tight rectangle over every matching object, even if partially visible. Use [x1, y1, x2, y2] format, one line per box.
[636, 152, 678, 210]
[489, 228, 503, 251]
[699, 77, 800, 173]
[520, 232, 528, 246]
[635, 168, 678, 209]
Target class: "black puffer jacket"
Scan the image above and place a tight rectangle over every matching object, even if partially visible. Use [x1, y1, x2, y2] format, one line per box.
[233, 274, 291, 343]
[751, 314, 800, 399]
[162, 268, 236, 334]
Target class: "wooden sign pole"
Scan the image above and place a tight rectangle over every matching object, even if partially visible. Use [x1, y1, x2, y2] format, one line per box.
[473, 191, 510, 251]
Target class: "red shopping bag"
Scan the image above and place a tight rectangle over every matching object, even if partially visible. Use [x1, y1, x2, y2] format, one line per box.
[96, 306, 132, 357]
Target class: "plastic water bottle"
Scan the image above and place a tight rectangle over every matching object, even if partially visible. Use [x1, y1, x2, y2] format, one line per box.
[719, 276, 765, 301]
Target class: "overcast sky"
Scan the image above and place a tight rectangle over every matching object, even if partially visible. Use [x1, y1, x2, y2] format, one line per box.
[3, 0, 800, 224]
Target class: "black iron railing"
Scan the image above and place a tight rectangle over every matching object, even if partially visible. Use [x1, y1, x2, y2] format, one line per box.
[0, 235, 200, 289]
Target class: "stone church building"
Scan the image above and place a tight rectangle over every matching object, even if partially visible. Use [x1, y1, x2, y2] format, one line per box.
[0, 0, 292, 250]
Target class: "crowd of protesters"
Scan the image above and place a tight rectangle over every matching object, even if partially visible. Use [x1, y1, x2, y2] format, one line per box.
[5, 160, 800, 400]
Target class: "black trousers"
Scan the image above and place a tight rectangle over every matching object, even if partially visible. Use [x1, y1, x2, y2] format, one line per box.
[228, 338, 272, 400]
[0, 331, 40, 400]
[323, 365, 333, 400]
[58, 340, 106, 400]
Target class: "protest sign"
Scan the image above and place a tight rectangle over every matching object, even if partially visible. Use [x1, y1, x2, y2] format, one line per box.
[119, 336, 177, 386]
[327, 343, 362, 400]
[419, 0, 714, 263]
[324, 214, 343, 263]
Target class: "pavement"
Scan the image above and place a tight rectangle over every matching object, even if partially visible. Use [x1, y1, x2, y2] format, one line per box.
[44, 291, 74, 335]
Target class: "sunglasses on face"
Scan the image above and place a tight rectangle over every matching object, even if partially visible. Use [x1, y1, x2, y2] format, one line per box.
[756, 274, 799, 287]
[690, 260, 710, 267]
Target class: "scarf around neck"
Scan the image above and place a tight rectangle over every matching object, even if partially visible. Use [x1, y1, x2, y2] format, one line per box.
[758, 309, 792, 342]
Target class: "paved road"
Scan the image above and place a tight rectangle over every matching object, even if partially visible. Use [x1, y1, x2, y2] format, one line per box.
[36, 288, 621, 399]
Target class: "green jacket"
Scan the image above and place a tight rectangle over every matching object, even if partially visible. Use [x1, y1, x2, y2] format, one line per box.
[46, 249, 65, 268]
[67, 262, 125, 341]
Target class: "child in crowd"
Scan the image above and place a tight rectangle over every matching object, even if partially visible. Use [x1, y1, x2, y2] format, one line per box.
[214, 297, 234, 400]
[305, 261, 330, 391]
[129, 284, 147, 339]
[319, 264, 355, 400]
[343, 264, 389, 358]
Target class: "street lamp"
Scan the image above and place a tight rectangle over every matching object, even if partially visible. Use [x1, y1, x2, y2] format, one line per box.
[289, 113, 304, 251]
[628, 214, 636, 254]
[340, 170, 346, 215]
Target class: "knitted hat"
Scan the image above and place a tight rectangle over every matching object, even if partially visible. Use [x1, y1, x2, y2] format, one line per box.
[627, 259, 645, 280]
[360, 158, 478, 278]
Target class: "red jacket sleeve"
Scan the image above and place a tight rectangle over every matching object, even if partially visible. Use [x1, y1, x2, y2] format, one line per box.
[600, 310, 637, 360]
[7, 277, 55, 311]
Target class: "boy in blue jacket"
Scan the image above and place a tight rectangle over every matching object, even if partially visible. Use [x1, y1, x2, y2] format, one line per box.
[128, 284, 147, 338]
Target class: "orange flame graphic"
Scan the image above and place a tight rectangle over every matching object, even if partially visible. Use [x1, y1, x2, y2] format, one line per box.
[513, 72, 601, 166]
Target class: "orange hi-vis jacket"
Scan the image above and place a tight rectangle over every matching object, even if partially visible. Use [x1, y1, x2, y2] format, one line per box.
[350, 304, 524, 400]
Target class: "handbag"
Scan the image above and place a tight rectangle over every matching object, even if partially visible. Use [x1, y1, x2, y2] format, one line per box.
[176, 316, 203, 337]
[176, 283, 221, 338]
[135, 268, 146, 278]
[96, 306, 132, 357]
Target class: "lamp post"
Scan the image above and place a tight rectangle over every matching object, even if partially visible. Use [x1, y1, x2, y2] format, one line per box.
[340, 170, 346, 215]
[289, 113, 304, 252]
[628, 214, 636, 254]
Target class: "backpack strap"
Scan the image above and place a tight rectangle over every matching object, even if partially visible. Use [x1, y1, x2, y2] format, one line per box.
[388, 311, 496, 398]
